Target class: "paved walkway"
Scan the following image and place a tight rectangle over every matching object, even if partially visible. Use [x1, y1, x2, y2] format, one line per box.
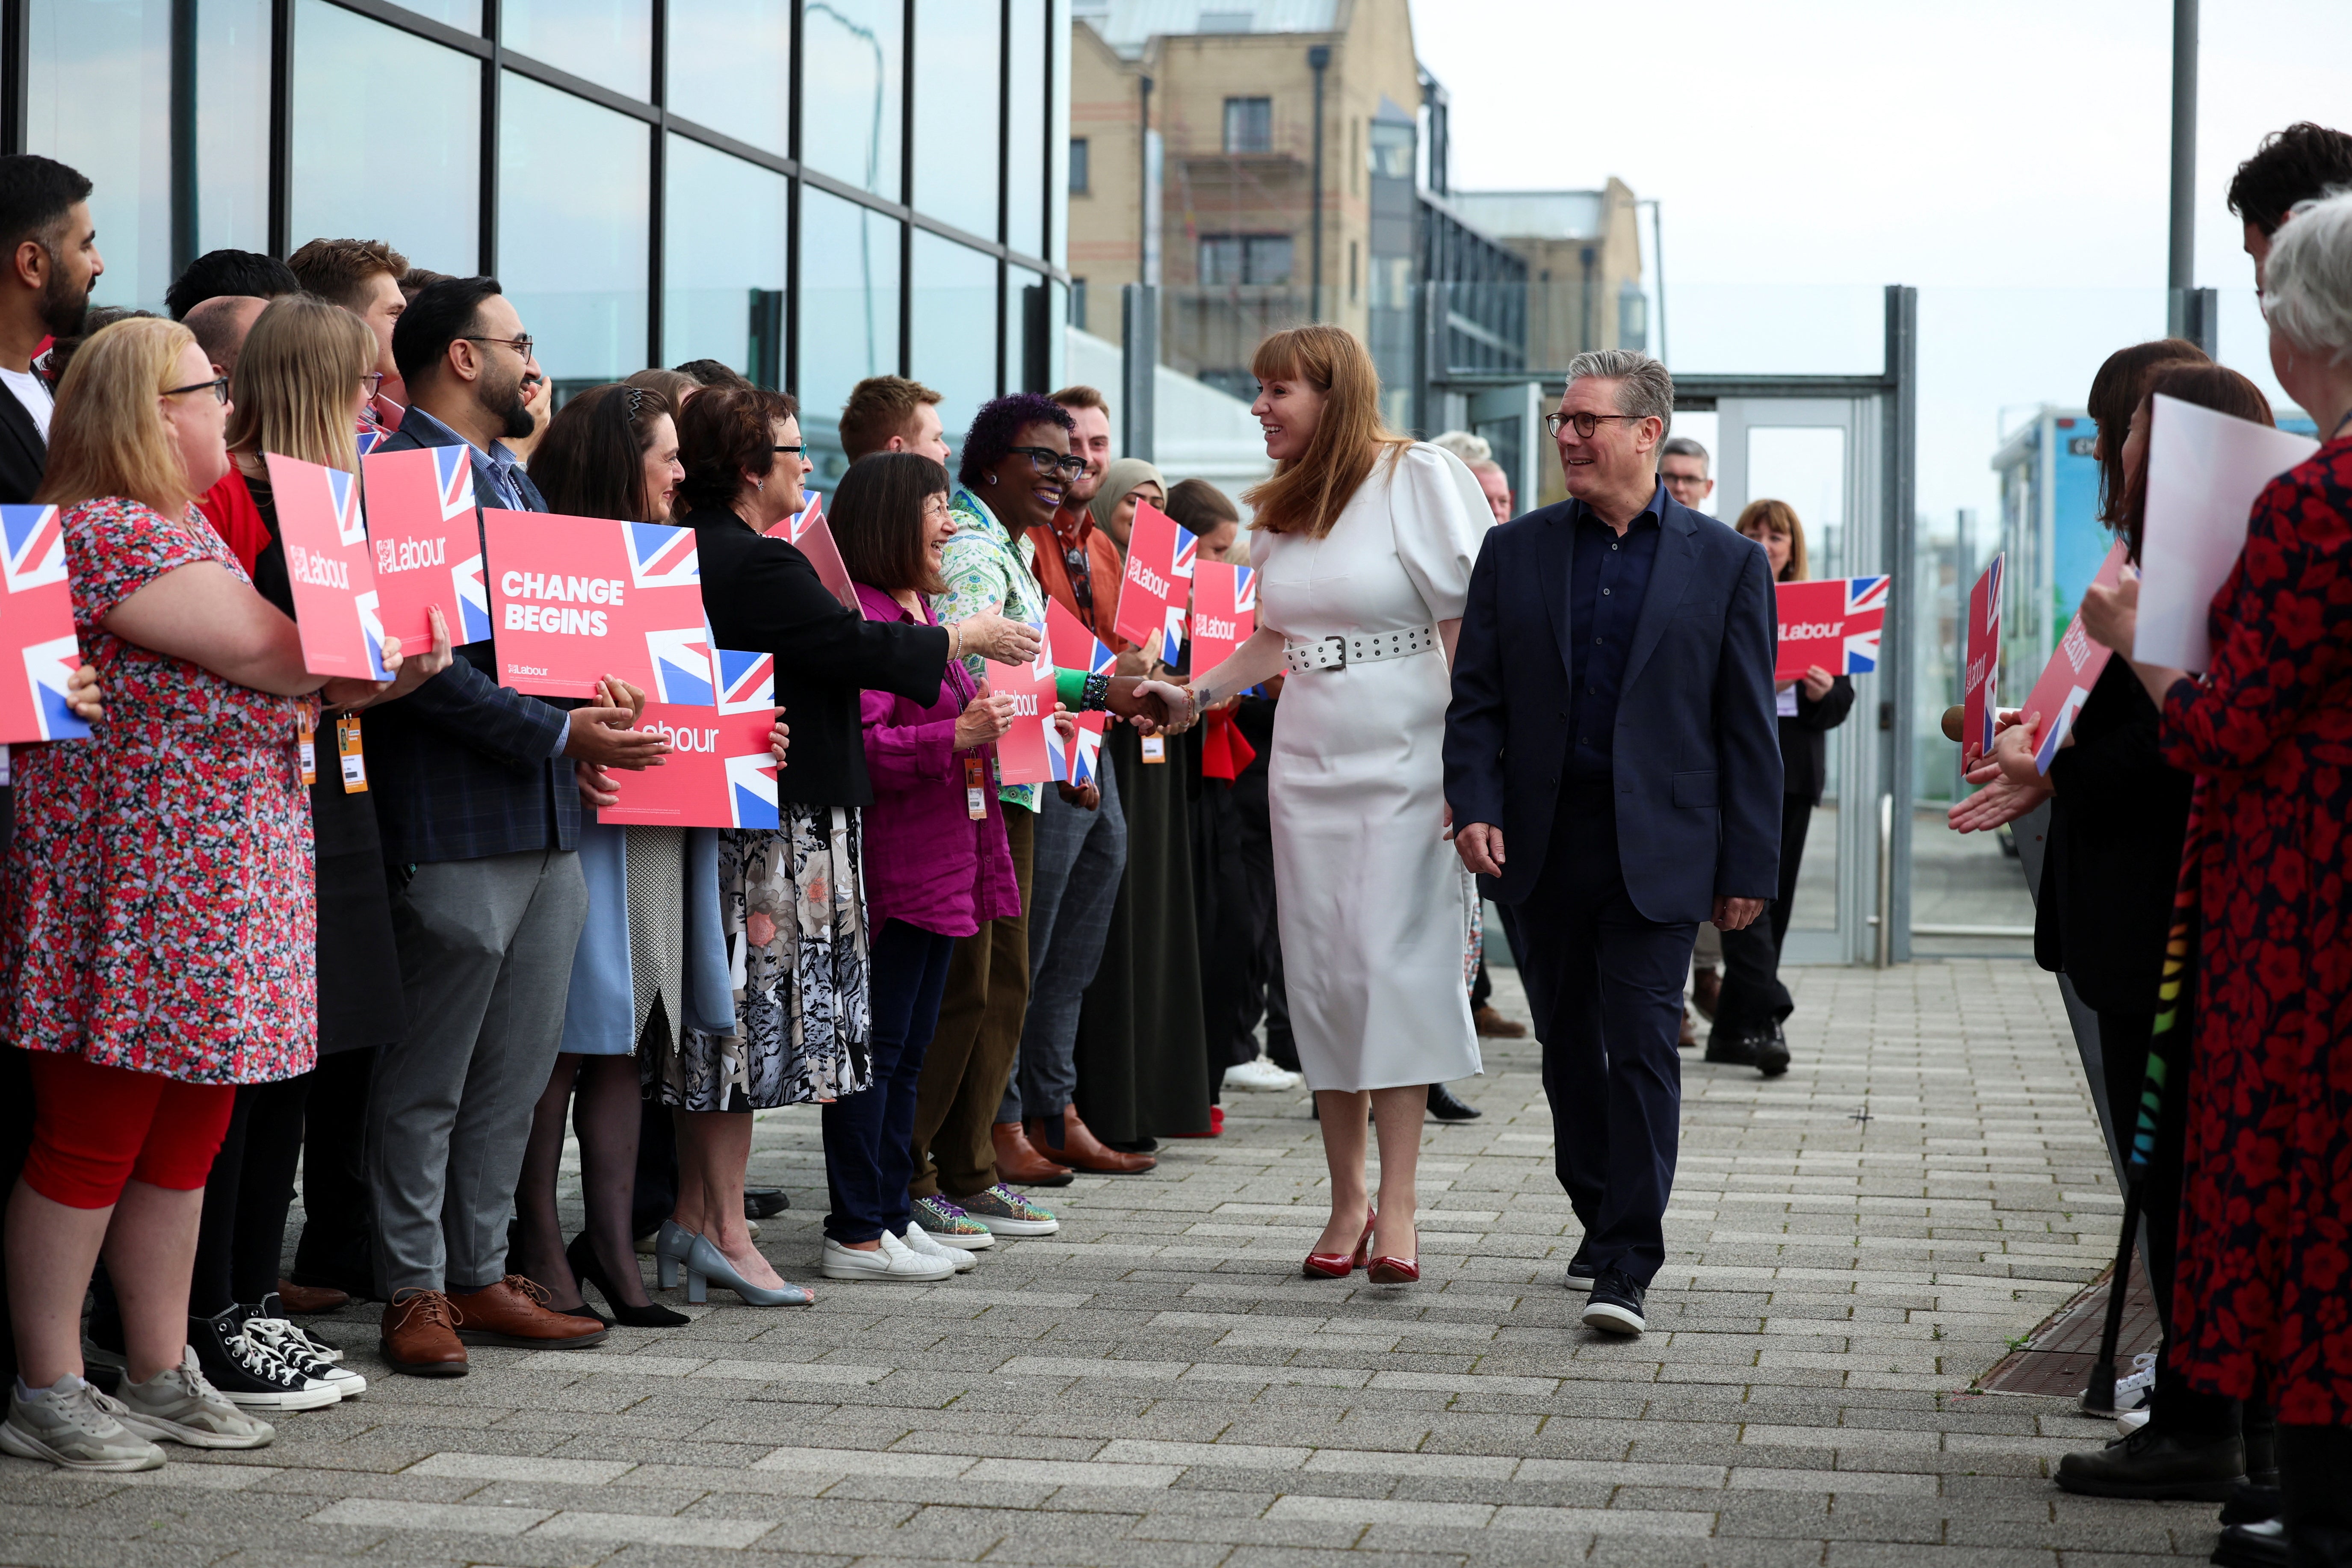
[0, 960, 2221, 1566]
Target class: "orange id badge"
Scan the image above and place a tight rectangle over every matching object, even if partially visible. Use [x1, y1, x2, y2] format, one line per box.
[1140, 734, 1166, 763]
[337, 713, 369, 793]
[964, 755, 987, 819]
[296, 708, 318, 786]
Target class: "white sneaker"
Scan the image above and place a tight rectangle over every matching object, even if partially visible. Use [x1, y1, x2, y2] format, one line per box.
[2114, 1408, 2152, 1437]
[1224, 1057, 1301, 1093]
[900, 1225, 978, 1272]
[240, 1317, 366, 1399]
[0, 1376, 165, 1471]
[115, 1348, 277, 1450]
[821, 1233, 954, 1282]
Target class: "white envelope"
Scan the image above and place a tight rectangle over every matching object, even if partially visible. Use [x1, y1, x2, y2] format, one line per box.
[2135, 394, 2317, 671]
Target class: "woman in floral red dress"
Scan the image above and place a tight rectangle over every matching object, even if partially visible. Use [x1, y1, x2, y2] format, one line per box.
[0, 319, 428, 1473]
[2103, 194, 2352, 1559]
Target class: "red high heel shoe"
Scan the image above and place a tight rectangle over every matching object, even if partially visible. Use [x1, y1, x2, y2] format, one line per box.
[1302, 1207, 1375, 1279]
[1365, 1222, 1419, 1285]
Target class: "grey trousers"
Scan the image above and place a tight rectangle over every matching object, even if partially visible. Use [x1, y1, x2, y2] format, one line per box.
[1001, 762, 1126, 1122]
[368, 847, 588, 1296]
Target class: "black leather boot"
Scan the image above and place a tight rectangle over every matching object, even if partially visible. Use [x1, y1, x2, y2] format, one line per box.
[2056, 1422, 2246, 1501]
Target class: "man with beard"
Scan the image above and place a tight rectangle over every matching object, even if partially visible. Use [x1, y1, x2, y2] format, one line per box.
[0, 156, 101, 505]
[364, 276, 666, 1377]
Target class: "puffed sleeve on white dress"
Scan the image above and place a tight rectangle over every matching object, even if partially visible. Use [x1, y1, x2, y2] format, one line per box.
[1389, 443, 1493, 621]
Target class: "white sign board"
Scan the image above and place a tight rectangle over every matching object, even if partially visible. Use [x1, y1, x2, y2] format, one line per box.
[2135, 393, 2317, 671]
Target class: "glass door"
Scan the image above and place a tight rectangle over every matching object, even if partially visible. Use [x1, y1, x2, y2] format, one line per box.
[1712, 396, 1883, 966]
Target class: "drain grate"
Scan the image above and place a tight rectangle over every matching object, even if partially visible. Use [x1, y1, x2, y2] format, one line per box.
[1977, 1253, 2159, 1400]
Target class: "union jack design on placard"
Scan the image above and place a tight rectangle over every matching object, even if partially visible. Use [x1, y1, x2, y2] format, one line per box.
[18, 632, 89, 742]
[323, 467, 366, 548]
[452, 552, 493, 644]
[1234, 565, 1256, 613]
[1840, 575, 1890, 673]
[1159, 523, 1199, 663]
[647, 626, 716, 706]
[1973, 555, 2002, 757]
[433, 445, 476, 520]
[355, 428, 387, 456]
[626, 520, 700, 589]
[0, 504, 67, 594]
[786, 491, 825, 544]
[1045, 598, 1114, 677]
[1047, 711, 1105, 788]
[715, 647, 774, 714]
[724, 752, 781, 829]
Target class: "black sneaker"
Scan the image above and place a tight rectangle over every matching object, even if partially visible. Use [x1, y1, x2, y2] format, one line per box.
[2055, 1423, 2246, 1501]
[1427, 1083, 1482, 1123]
[2210, 1520, 2288, 1568]
[1582, 1268, 1646, 1335]
[1753, 1021, 1791, 1078]
[186, 1305, 340, 1411]
[1563, 1246, 1597, 1293]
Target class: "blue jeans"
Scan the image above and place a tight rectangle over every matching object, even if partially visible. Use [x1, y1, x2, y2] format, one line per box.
[821, 920, 954, 1245]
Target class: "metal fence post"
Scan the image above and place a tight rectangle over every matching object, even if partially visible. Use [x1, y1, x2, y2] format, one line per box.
[1121, 282, 1158, 463]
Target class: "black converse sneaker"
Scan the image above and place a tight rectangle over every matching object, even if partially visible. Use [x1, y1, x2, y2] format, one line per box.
[239, 1308, 366, 1399]
[186, 1305, 340, 1411]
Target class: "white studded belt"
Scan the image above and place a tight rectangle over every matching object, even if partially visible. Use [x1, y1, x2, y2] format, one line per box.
[1282, 626, 1439, 674]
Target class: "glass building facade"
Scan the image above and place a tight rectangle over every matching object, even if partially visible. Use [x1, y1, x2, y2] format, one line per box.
[9, 0, 1073, 480]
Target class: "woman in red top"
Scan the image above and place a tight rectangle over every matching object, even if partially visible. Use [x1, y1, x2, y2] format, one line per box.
[823, 452, 1020, 1282]
[2098, 192, 2352, 1548]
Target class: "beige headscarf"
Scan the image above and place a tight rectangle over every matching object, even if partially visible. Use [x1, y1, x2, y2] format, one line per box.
[1087, 457, 1166, 537]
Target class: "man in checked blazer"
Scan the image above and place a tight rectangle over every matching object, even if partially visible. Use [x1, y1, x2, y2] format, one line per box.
[363, 277, 667, 1376]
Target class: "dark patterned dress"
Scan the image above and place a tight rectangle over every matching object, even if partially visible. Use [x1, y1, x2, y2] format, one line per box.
[2, 497, 316, 1084]
[2157, 435, 2352, 1426]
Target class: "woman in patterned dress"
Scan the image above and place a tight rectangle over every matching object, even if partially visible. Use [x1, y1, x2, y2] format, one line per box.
[0, 318, 431, 1471]
[660, 384, 1037, 1301]
[2098, 192, 2352, 1551]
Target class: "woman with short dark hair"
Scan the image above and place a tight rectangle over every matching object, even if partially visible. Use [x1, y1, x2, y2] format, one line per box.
[659, 386, 1036, 1292]
[825, 452, 1021, 1279]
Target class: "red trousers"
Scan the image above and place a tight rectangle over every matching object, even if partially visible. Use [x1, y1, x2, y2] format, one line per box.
[20, 1053, 235, 1209]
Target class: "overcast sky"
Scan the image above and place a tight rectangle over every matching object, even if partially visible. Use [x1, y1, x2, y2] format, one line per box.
[1410, 0, 2350, 541]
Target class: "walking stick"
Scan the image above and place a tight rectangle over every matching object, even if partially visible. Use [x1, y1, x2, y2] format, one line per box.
[2081, 1178, 2143, 1415]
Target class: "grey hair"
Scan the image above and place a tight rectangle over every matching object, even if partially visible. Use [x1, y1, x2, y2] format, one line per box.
[1428, 429, 1492, 465]
[1658, 434, 1710, 470]
[2262, 190, 2352, 365]
[1564, 348, 1673, 436]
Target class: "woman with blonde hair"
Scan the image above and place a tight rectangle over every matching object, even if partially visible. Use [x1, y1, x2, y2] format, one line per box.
[0, 315, 430, 1471]
[1704, 499, 1851, 1078]
[1147, 323, 1492, 1283]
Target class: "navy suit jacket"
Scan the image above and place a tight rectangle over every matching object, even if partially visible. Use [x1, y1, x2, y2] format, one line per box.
[363, 406, 580, 865]
[1443, 484, 1783, 921]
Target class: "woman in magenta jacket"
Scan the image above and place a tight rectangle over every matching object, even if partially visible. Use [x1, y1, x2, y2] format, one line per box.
[821, 452, 1021, 1283]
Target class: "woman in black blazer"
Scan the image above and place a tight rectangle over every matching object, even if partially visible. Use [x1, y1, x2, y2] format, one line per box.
[644, 384, 1039, 1302]
[1983, 354, 2275, 1502]
[1708, 500, 1853, 1076]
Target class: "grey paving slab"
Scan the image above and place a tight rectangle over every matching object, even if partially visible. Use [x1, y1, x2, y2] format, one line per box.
[0, 959, 2207, 1565]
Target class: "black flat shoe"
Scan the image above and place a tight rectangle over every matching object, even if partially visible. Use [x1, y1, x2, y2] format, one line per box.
[1427, 1083, 1483, 1123]
[567, 1233, 689, 1328]
[745, 1188, 791, 1219]
[1752, 1021, 1791, 1078]
[1703, 1025, 1758, 1067]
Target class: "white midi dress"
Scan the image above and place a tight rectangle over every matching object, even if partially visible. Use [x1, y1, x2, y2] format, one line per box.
[1254, 442, 1492, 1092]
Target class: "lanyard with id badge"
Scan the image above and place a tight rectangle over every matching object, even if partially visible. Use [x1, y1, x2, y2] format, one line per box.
[297, 707, 369, 792]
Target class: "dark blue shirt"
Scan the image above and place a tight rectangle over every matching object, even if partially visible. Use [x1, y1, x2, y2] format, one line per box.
[1564, 479, 1667, 780]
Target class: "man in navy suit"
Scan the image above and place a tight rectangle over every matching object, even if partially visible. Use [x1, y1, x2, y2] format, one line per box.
[1445, 349, 1781, 1335]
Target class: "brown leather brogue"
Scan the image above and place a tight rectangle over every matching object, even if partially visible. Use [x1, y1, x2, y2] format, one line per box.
[276, 1278, 350, 1314]
[380, 1288, 468, 1377]
[447, 1276, 609, 1349]
[1028, 1106, 1155, 1174]
[991, 1120, 1075, 1187]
